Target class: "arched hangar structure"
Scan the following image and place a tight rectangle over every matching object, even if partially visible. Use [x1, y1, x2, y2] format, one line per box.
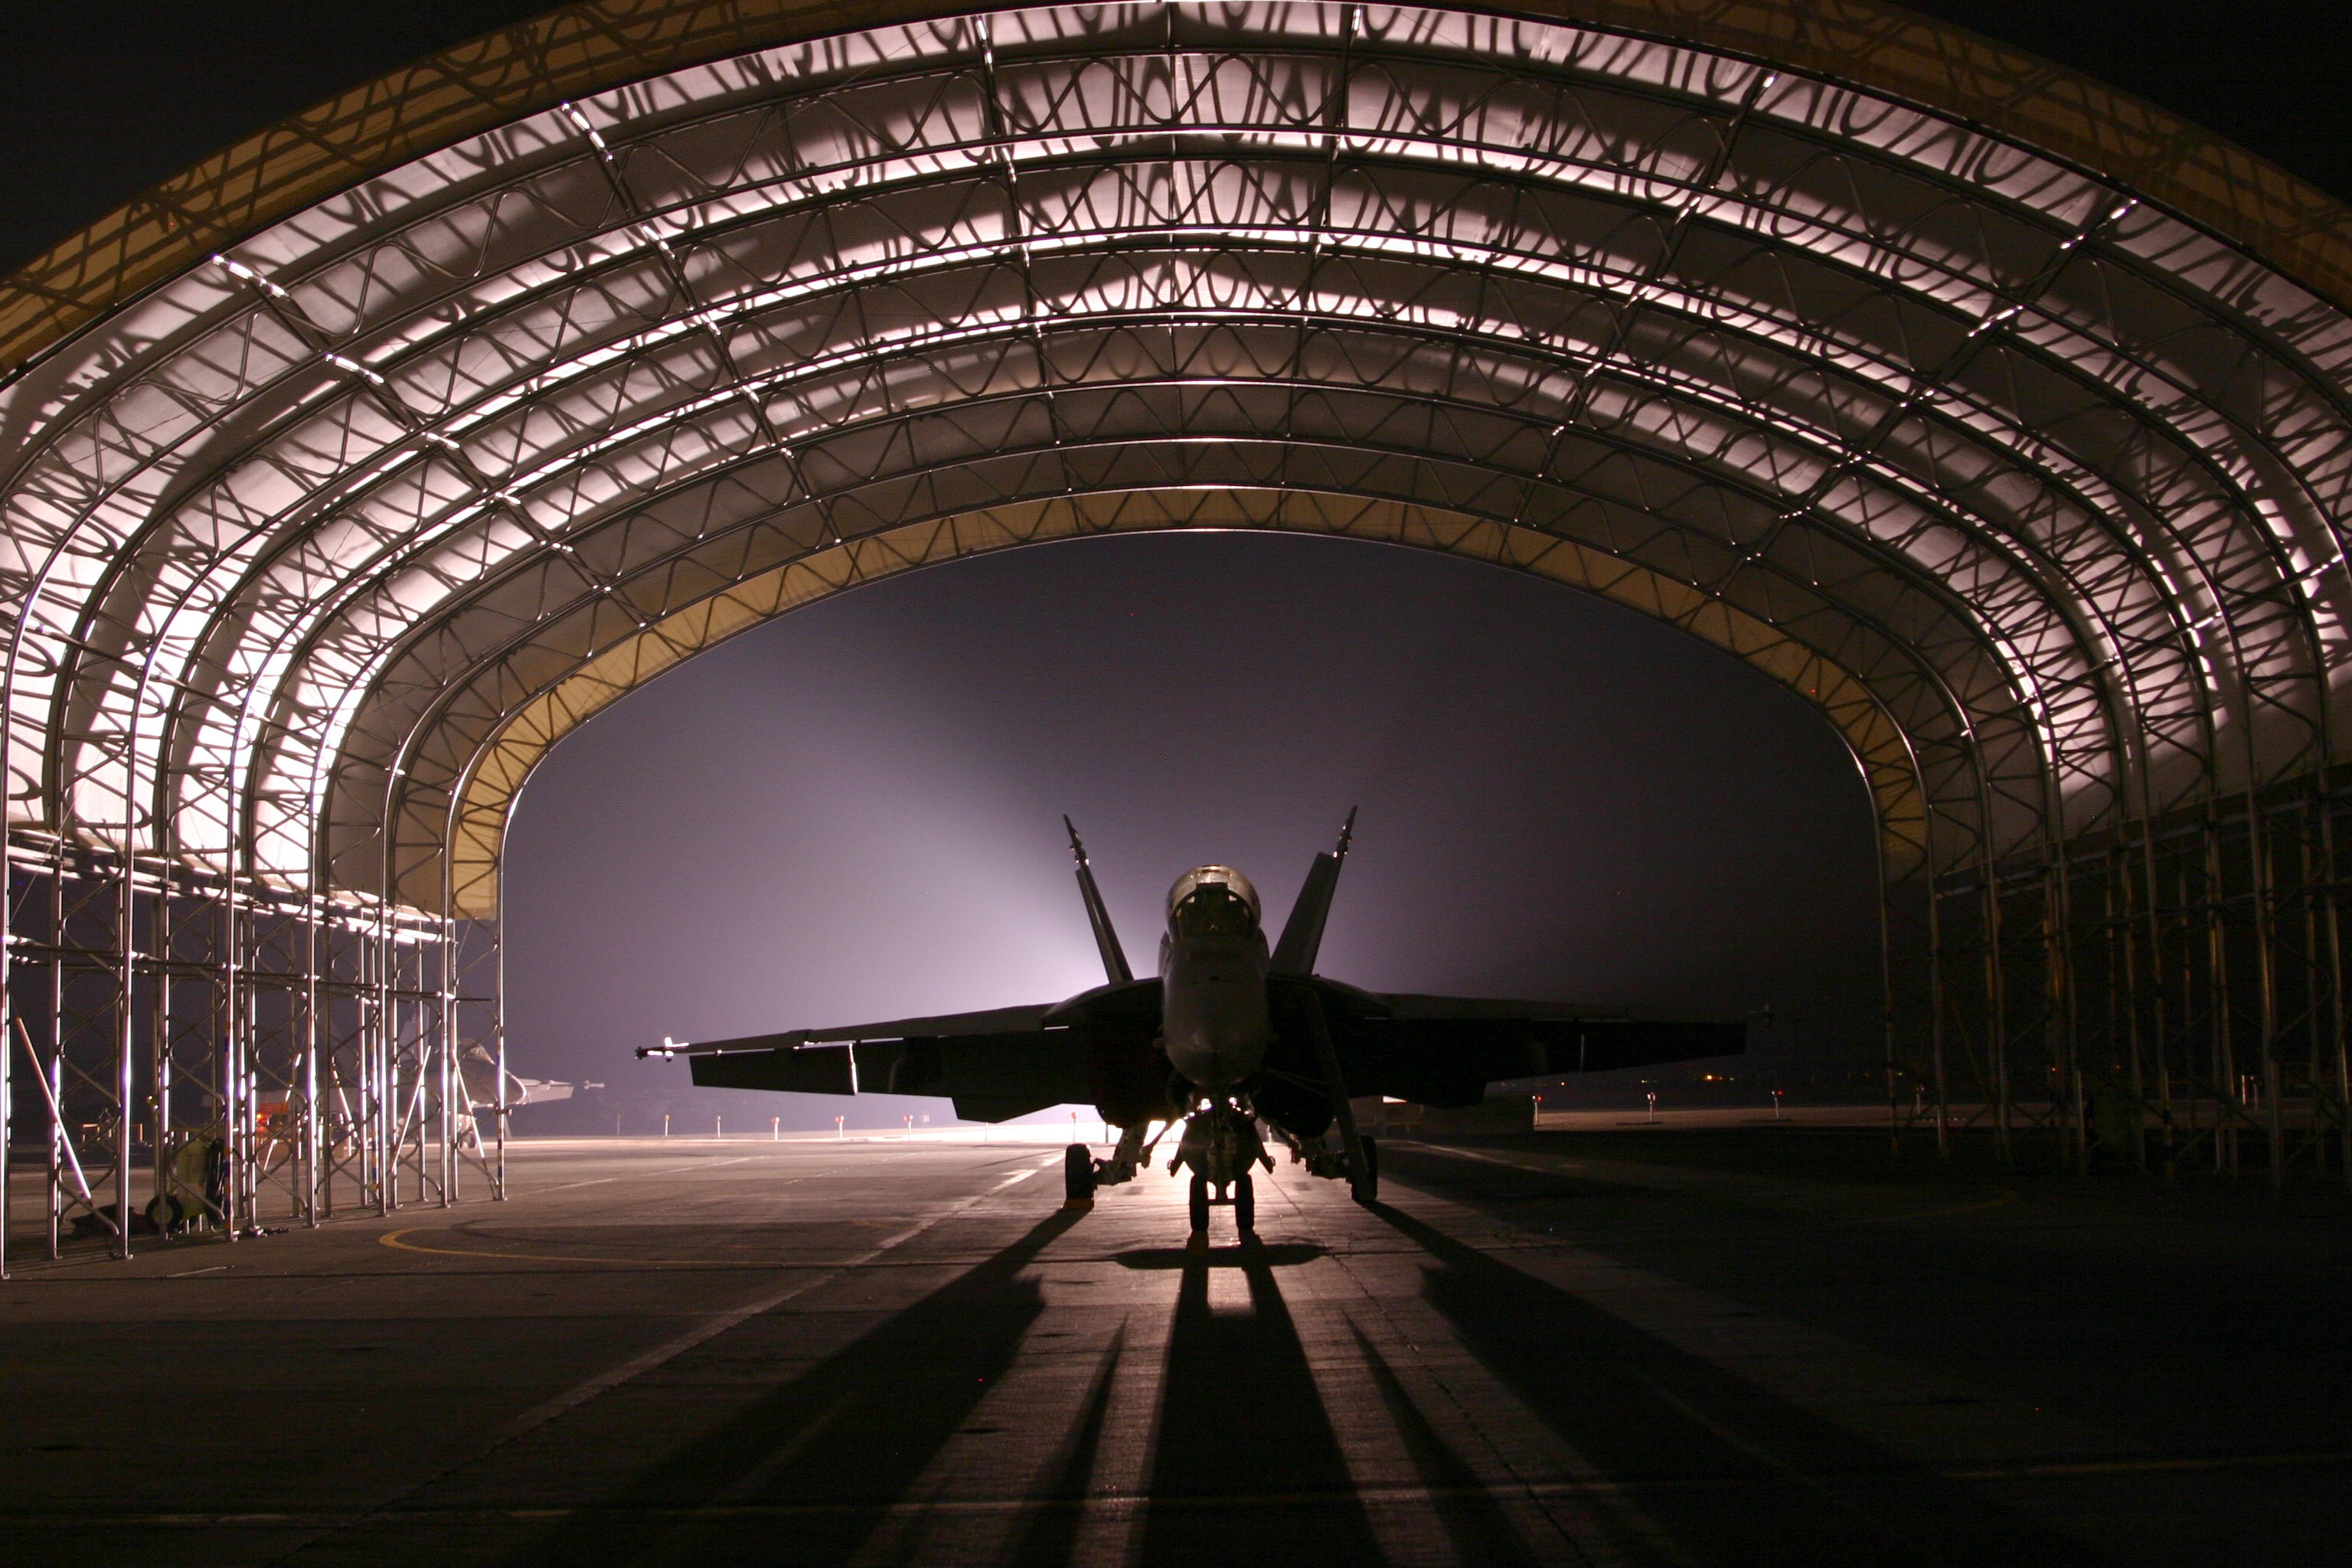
[6, 0, 2352, 1263]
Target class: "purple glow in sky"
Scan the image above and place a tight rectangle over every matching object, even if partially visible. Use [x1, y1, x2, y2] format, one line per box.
[503, 533, 1877, 1126]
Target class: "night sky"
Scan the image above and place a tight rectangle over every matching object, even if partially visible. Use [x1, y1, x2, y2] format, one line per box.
[2, 4, 2341, 1126]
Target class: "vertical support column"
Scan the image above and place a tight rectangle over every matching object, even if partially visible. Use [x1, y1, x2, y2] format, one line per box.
[221, 875, 244, 1239]
[1, 843, 15, 1282]
[302, 894, 322, 1226]
[442, 921, 461, 1204]
[2158, 822, 2182, 1169]
[2276, 791, 2321, 1185]
[354, 907, 378, 1222]
[2, 846, 15, 1282]
[2119, 841, 2149, 1174]
[2202, 817, 2235, 1177]
[1, 921, 7, 1282]
[371, 910, 391, 1210]
[2138, 829, 2169, 1172]
[1877, 843, 1900, 1159]
[494, 904, 508, 1201]
[111, 852, 136, 1261]
[1984, 864, 2011, 1166]
[47, 844, 62, 1260]
[2324, 782, 2352, 1194]
[371, 914, 394, 1214]
[389, 913, 412, 1209]
[387, 919, 404, 1207]
[1927, 876, 1950, 1161]
[2044, 853, 2079, 1172]
[149, 872, 170, 1230]
[436, 920, 457, 1206]
[46, 1052, 62, 1258]
[438, 919, 459, 1204]
[2244, 789, 2285, 1193]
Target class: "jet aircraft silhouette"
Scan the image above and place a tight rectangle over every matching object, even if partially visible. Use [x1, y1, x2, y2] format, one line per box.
[641, 814, 1746, 1236]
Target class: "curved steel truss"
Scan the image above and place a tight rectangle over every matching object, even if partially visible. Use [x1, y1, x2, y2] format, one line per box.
[7, 0, 2352, 1266]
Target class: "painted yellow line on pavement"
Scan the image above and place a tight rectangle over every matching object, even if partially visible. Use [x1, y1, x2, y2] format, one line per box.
[377, 1229, 707, 1266]
[1404, 1140, 2019, 1224]
[377, 1155, 1057, 1267]
[1945, 1448, 2352, 1481]
[1855, 1188, 2018, 1223]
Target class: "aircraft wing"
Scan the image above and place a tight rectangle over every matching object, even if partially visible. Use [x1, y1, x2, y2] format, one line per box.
[641, 1003, 1093, 1122]
[1303, 984, 1747, 1109]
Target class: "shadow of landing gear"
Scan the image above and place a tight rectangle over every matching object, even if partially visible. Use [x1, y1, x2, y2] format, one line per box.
[1137, 1243, 1384, 1567]
[1367, 1200, 2106, 1568]
[503, 1207, 1087, 1568]
[1112, 1241, 1325, 1270]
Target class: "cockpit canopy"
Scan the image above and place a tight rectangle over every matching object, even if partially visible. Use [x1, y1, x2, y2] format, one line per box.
[1167, 865, 1261, 940]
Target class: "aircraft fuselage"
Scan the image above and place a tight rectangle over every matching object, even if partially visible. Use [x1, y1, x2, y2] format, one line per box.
[1156, 864, 1272, 1092]
[1159, 929, 1269, 1090]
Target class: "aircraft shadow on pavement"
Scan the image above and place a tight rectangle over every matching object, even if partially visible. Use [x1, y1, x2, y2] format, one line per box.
[1128, 1243, 1383, 1567]
[493, 1217, 1468, 1568]
[988, 1234, 1564, 1568]
[504, 1206, 1087, 1567]
[1111, 1241, 1325, 1269]
[1002, 1239, 1535, 1568]
[495, 1175, 2110, 1568]
[1367, 1191, 2111, 1568]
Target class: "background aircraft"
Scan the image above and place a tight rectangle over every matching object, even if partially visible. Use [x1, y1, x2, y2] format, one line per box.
[459, 1047, 599, 1114]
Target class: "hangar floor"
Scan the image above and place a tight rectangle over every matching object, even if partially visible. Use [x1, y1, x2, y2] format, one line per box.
[0, 1132, 2344, 1566]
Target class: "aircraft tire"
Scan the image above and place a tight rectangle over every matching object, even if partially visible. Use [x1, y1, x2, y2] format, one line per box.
[1233, 1171, 1255, 1234]
[1063, 1143, 1096, 1205]
[1352, 1136, 1379, 1204]
[1188, 1173, 1210, 1233]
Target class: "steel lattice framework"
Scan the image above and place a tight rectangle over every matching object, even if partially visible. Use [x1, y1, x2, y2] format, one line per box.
[7, 0, 2352, 1269]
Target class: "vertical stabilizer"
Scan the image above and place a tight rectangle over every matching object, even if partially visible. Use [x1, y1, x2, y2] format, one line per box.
[1271, 808, 1356, 975]
[1063, 817, 1133, 985]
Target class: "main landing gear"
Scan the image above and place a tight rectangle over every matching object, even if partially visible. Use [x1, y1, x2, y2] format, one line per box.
[1269, 1125, 1378, 1204]
[1067, 1117, 1167, 1209]
[1061, 1099, 1374, 1237]
[1063, 1142, 1098, 1208]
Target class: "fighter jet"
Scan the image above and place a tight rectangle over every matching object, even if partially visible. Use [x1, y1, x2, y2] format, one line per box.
[640, 814, 1746, 1237]
[459, 1047, 599, 1112]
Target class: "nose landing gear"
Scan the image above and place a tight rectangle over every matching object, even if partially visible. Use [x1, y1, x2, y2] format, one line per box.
[1185, 1169, 1256, 1241]
[1174, 1100, 1272, 1246]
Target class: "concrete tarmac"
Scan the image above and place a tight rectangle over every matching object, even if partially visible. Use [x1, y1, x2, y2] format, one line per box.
[0, 1133, 2344, 1566]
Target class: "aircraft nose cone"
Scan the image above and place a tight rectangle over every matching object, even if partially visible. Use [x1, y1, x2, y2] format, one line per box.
[1167, 1025, 1266, 1090]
